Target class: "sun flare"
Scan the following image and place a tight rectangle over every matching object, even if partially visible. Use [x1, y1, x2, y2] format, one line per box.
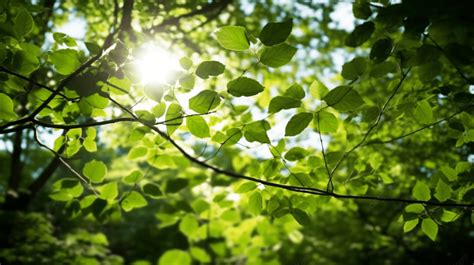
[134, 42, 181, 85]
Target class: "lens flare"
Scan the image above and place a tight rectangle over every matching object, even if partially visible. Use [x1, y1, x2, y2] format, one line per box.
[134, 42, 181, 85]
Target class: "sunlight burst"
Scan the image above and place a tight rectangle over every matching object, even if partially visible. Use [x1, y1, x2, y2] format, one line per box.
[134, 42, 181, 85]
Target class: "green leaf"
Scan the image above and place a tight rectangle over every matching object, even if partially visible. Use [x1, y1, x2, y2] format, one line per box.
[345, 21, 375, 47]
[14, 10, 34, 37]
[403, 219, 419, 233]
[421, 218, 438, 241]
[259, 43, 297, 68]
[158, 249, 191, 265]
[285, 83, 305, 100]
[291, 209, 311, 226]
[190, 247, 211, 263]
[352, 3, 372, 19]
[284, 147, 307, 161]
[144, 83, 166, 102]
[341, 57, 367, 80]
[237, 182, 257, 193]
[315, 111, 338, 133]
[268, 96, 301, 113]
[285, 112, 313, 136]
[121, 191, 148, 212]
[0, 93, 17, 121]
[142, 183, 162, 198]
[98, 181, 118, 201]
[259, 19, 293, 46]
[434, 179, 452, 202]
[186, 115, 210, 138]
[413, 100, 434, 124]
[152, 102, 166, 118]
[215, 26, 250, 51]
[413, 181, 431, 201]
[189, 90, 221, 113]
[166, 178, 189, 193]
[195, 61, 225, 79]
[53, 32, 77, 47]
[440, 210, 459, 223]
[267, 197, 280, 214]
[179, 56, 193, 70]
[166, 103, 182, 135]
[49, 49, 81, 75]
[405, 204, 424, 213]
[309, 79, 329, 99]
[123, 170, 143, 185]
[440, 165, 457, 181]
[244, 120, 271, 143]
[179, 74, 194, 90]
[370, 38, 393, 63]
[323, 86, 364, 112]
[128, 146, 147, 160]
[248, 192, 263, 216]
[179, 214, 199, 237]
[82, 160, 107, 183]
[227, 77, 264, 97]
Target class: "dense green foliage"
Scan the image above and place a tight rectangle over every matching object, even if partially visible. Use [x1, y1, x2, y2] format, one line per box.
[0, 0, 473, 264]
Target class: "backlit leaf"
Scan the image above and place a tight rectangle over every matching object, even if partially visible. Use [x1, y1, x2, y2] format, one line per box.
[215, 26, 250, 51]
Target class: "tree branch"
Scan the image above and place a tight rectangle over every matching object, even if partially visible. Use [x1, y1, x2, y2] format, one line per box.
[329, 68, 411, 177]
[104, 90, 473, 207]
[363, 104, 474, 146]
[147, 0, 231, 33]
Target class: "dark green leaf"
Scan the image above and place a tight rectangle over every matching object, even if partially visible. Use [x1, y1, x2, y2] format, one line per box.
[189, 90, 221, 113]
[259, 19, 293, 46]
[227, 76, 264, 97]
[195, 61, 225, 79]
[143, 183, 162, 198]
[323, 86, 364, 112]
[285, 83, 305, 100]
[284, 147, 307, 161]
[353, 3, 372, 19]
[413, 100, 433, 124]
[370, 38, 393, 63]
[345, 21, 375, 47]
[268, 96, 301, 113]
[166, 178, 189, 193]
[244, 120, 271, 143]
[285, 112, 313, 136]
[14, 10, 34, 37]
[259, 43, 297, 68]
[291, 209, 311, 226]
[341, 57, 367, 80]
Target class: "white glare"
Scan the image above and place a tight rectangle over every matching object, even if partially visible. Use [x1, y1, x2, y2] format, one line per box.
[134, 42, 181, 85]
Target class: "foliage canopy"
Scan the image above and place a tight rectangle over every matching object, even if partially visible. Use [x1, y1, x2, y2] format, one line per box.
[0, 0, 473, 264]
